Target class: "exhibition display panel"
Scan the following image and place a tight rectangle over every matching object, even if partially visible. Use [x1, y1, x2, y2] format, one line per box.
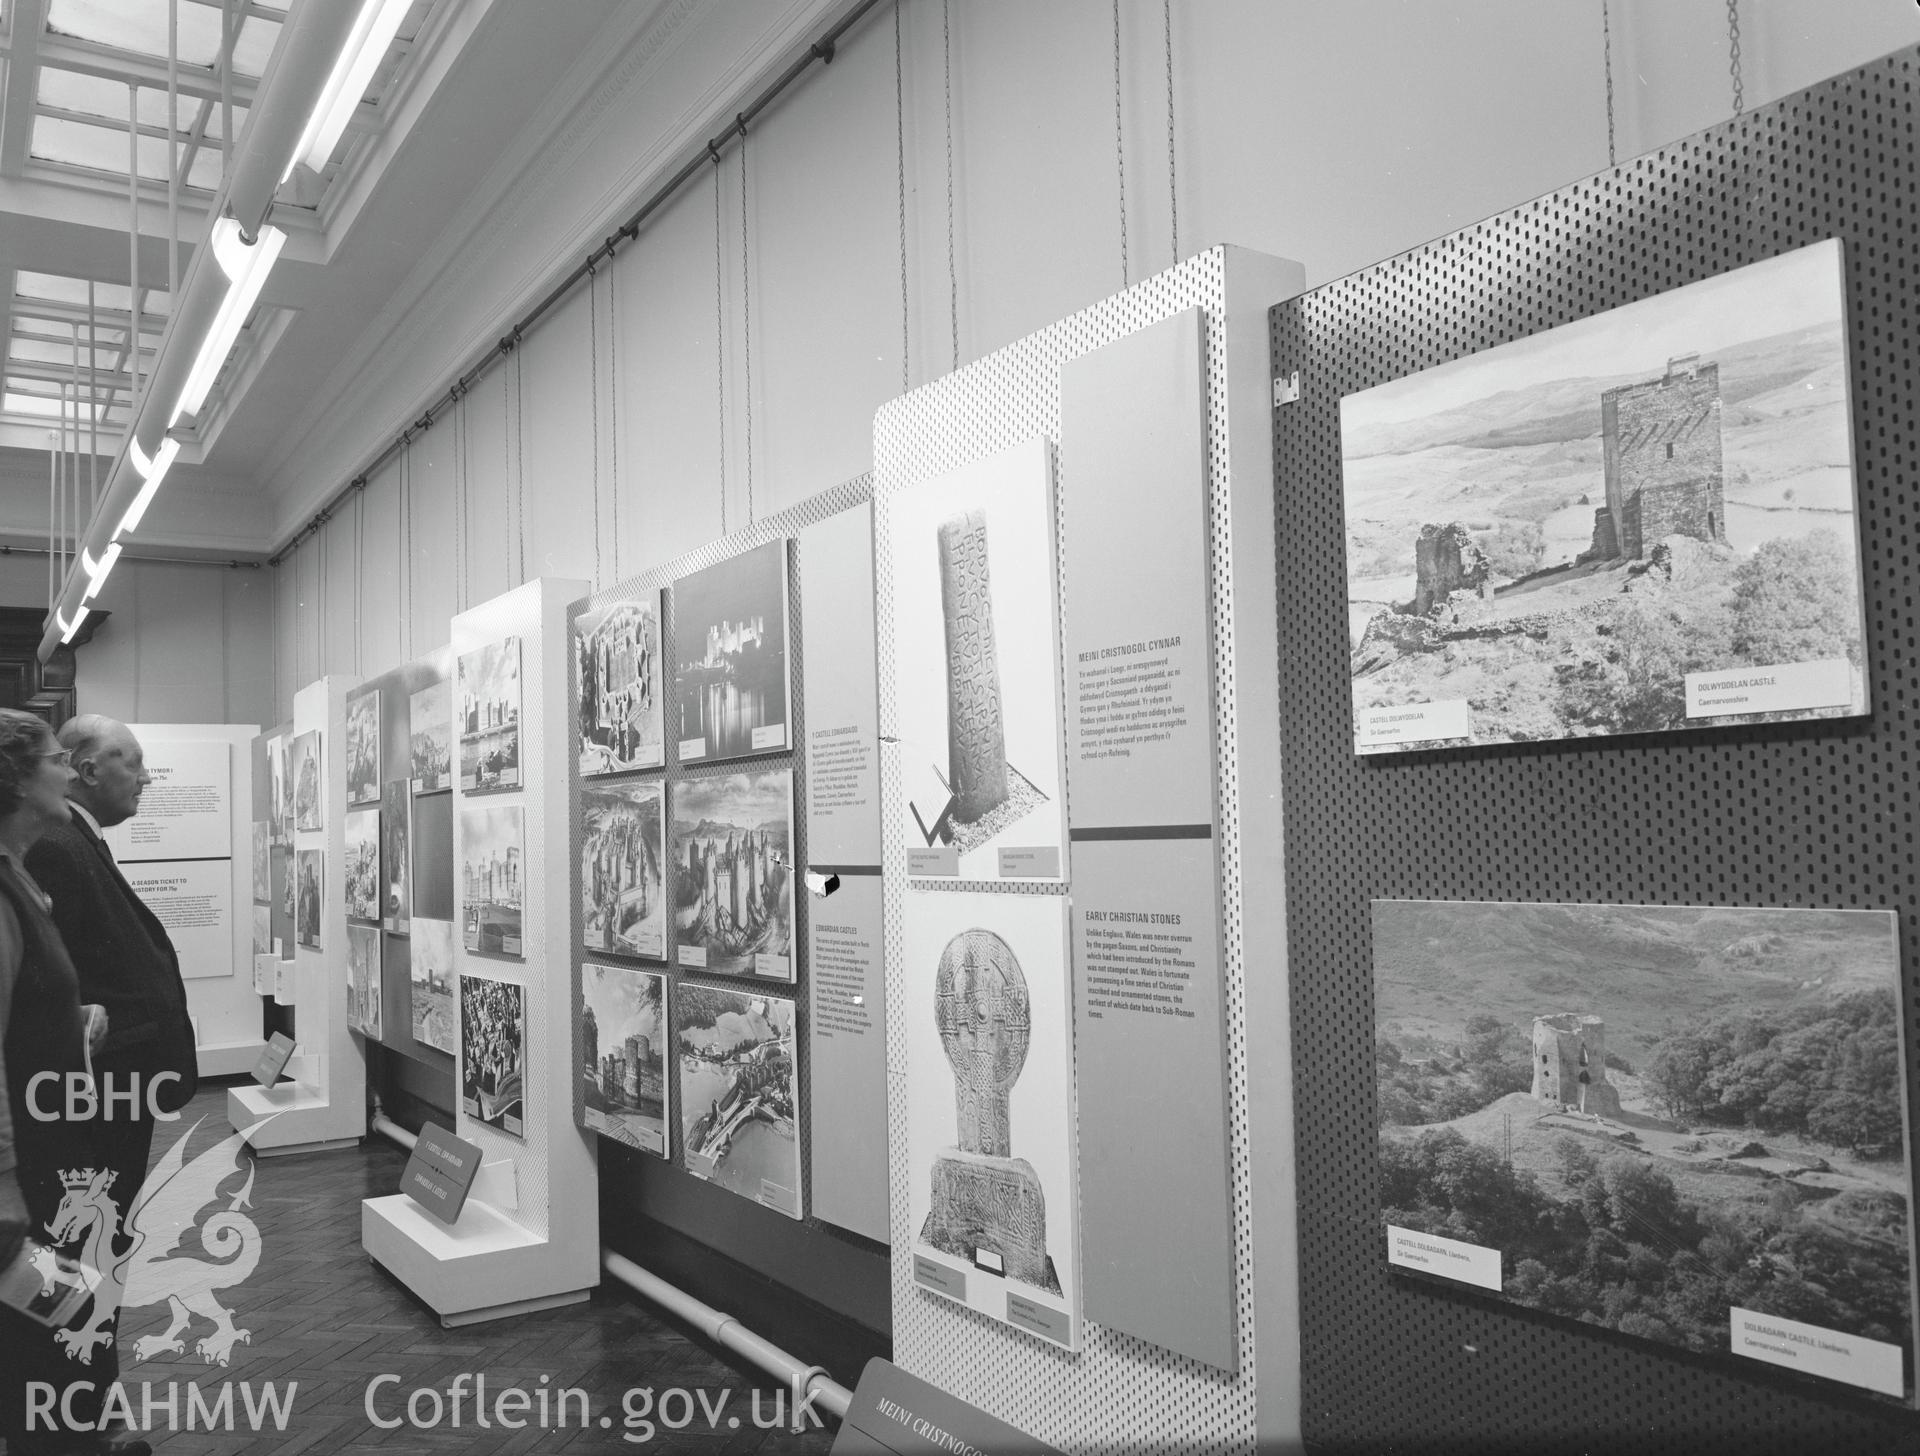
[362, 578, 599, 1325]
[1275, 50, 1920, 1447]
[873, 245, 1305, 1451]
[230, 677, 368, 1153]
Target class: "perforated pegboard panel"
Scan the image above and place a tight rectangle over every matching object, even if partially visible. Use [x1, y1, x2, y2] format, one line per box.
[566, 476, 873, 1235]
[874, 249, 1260, 1454]
[1273, 49, 1920, 1452]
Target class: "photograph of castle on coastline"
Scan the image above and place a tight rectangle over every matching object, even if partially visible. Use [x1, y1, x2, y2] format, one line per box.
[580, 961, 669, 1156]
[1341, 240, 1867, 754]
[675, 984, 799, 1217]
[672, 540, 791, 763]
[1374, 898, 1914, 1400]
[670, 771, 793, 980]
[578, 595, 664, 774]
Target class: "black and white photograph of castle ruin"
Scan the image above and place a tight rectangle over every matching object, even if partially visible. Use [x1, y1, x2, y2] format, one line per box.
[580, 961, 669, 1156]
[581, 778, 665, 961]
[670, 770, 794, 980]
[1374, 899, 1914, 1394]
[1341, 240, 1867, 753]
[671, 541, 791, 763]
[458, 637, 522, 794]
[577, 594, 665, 774]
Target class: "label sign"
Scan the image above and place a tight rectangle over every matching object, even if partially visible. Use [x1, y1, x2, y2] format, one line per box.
[1686, 658, 1852, 718]
[402, 1120, 484, 1226]
[252, 1032, 295, 1087]
[1386, 1224, 1501, 1291]
[1730, 1306, 1904, 1397]
[1356, 699, 1472, 750]
[911, 1255, 964, 1301]
[833, 1358, 1062, 1456]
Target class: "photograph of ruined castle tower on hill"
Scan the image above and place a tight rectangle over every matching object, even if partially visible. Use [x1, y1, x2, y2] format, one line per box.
[1341, 240, 1868, 755]
[1373, 898, 1916, 1401]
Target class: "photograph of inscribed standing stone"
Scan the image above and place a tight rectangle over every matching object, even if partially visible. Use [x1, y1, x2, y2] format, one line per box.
[409, 678, 453, 793]
[294, 849, 323, 948]
[675, 983, 800, 1217]
[670, 771, 793, 980]
[1373, 899, 1915, 1402]
[461, 974, 525, 1137]
[578, 595, 664, 774]
[905, 889, 1079, 1348]
[381, 780, 411, 935]
[580, 961, 670, 1156]
[410, 917, 455, 1054]
[1341, 240, 1868, 755]
[269, 734, 290, 844]
[460, 805, 523, 958]
[346, 922, 382, 1040]
[251, 822, 269, 902]
[581, 779, 664, 960]
[458, 639, 522, 794]
[343, 809, 380, 924]
[886, 438, 1067, 882]
[345, 691, 381, 804]
[672, 540, 791, 762]
[291, 730, 323, 831]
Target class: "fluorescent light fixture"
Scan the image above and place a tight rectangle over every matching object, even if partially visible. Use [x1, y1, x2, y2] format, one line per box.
[118, 434, 181, 536]
[170, 217, 285, 428]
[283, 0, 411, 181]
[56, 605, 90, 644]
[80, 542, 122, 598]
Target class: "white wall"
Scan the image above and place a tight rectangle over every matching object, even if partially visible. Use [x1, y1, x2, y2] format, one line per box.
[264, 0, 1920, 713]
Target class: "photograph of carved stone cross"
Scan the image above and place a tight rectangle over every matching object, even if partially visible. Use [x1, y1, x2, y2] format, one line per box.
[886, 437, 1067, 882]
[920, 928, 1062, 1296]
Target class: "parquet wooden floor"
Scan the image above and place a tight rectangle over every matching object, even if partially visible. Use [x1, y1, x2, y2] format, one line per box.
[8, 1085, 840, 1455]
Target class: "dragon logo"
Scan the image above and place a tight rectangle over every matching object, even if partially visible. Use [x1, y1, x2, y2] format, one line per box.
[38, 1116, 273, 1367]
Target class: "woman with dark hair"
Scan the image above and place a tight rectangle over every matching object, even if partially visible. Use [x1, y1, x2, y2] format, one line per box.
[0, 709, 117, 1456]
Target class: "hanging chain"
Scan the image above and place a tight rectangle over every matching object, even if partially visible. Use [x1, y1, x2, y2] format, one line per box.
[943, 0, 957, 372]
[589, 260, 603, 590]
[452, 385, 464, 611]
[1727, 0, 1743, 116]
[1112, 0, 1128, 289]
[713, 156, 728, 537]
[740, 125, 754, 526]
[354, 487, 363, 673]
[1163, 1, 1177, 265]
[608, 246, 620, 583]
[1602, 0, 1616, 167]
[895, 0, 909, 392]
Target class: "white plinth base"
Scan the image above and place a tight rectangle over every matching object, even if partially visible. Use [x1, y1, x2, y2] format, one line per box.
[196, 1039, 267, 1077]
[363, 1194, 590, 1322]
[226, 1081, 361, 1157]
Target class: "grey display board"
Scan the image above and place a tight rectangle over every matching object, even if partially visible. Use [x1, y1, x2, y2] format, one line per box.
[799, 501, 888, 1243]
[1272, 47, 1920, 1450]
[1058, 307, 1235, 1371]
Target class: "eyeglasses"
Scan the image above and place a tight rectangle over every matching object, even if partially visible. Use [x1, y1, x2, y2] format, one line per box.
[36, 749, 71, 767]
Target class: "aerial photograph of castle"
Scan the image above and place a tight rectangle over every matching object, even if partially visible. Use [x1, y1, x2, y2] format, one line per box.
[1340, 240, 1866, 753]
[1372, 898, 1914, 1394]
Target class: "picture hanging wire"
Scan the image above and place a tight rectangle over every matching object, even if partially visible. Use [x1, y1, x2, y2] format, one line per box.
[1163, 0, 1177, 264]
[894, 0, 909, 392]
[943, 0, 957, 372]
[1727, 0, 1744, 116]
[1602, 0, 1616, 169]
[589, 256, 603, 591]
[606, 244, 621, 583]
[1112, 0, 1128, 289]
[712, 146, 728, 539]
[514, 345, 526, 586]
[740, 117, 754, 527]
